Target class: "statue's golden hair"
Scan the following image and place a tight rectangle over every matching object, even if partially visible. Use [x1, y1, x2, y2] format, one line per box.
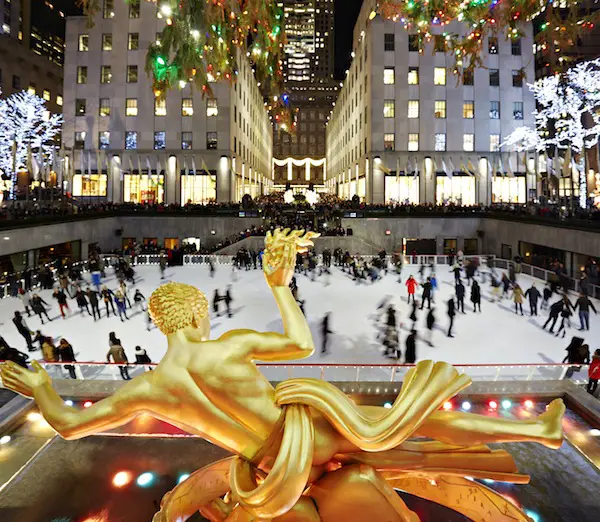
[149, 282, 209, 335]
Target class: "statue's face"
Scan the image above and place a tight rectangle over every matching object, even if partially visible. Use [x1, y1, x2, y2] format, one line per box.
[187, 315, 210, 342]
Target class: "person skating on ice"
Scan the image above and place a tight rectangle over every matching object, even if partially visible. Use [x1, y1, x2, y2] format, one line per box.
[420, 277, 432, 310]
[86, 287, 101, 320]
[524, 283, 541, 316]
[405, 275, 418, 304]
[383, 324, 399, 359]
[133, 289, 146, 312]
[555, 295, 575, 338]
[470, 280, 481, 312]
[115, 290, 129, 321]
[425, 308, 435, 347]
[58, 338, 77, 379]
[409, 299, 418, 328]
[213, 289, 222, 317]
[430, 273, 438, 303]
[574, 292, 597, 331]
[447, 298, 456, 338]
[320, 313, 332, 355]
[501, 273, 511, 300]
[74, 286, 92, 316]
[107, 332, 131, 380]
[31, 293, 51, 324]
[224, 285, 233, 318]
[119, 280, 132, 308]
[587, 349, 600, 395]
[451, 263, 462, 284]
[12, 311, 35, 352]
[18, 288, 32, 317]
[455, 280, 466, 314]
[101, 285, 116, 317]
[513, 284, 524, 315]
[53, 287, 70, 319]
[541, 283, 553, 310]
[404, 329, 418, 364]
[135, 345, 152, 364]
[543, 298, 564, 333]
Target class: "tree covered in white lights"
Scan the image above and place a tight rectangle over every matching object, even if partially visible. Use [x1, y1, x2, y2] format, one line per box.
[0, 90, 63, 192]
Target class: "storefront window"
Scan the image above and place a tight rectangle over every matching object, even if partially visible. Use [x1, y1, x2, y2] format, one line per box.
[72, 174, 107, 197]
[123, 174, 165, 203]
[181, 173, 216, 204]
[436, 175, 476, 206]
[385, 175, 419, 204]
[492, 176, 526, 203]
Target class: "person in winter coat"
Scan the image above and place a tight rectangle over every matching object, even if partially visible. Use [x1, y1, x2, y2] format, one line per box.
[451, 264, 462, 283]
[86, 287, 101, 320]
[30, 294, 51, 323]
[224, 285, 233, 318]
[41, 336, 58, 362]
[119, 281, 132, 308]
[465, 261, 476, 287]
[33, 330, 46, 351]
[383, 325, 400, 359]
[133, 289, 146, 312]
[490, 274, 501, 302]
[501, 274, 511, 299]
[430, 274, 438, 303]
[563, 340, 590, 379]
[455, 281, 466, 314]
[556, 295, 574, 338]
[425, 308, 435, 346]
[0, 339, 29, 368]
[135, 345, 152, 364]
[574, 293, 597, 331]
[107, 332, 130, 380]
[52, 288, 70, 318]
[75, 286, 91, 315]
[409, 300, 418, 326]
[541, 283, 553, 310]
[12, 311, 35, 351]
[587, 349, 600, 395]
[321, 313, 332, 355]
[513, 284, 524, 315]
[405, 330, 418, 364]
[447, 298, 456, 338]
[114, 290, 128, 321]
[101, 286, 116, 317]
[18, 288, 32, 317]
[420, 277, 433, 310]
[58, 338, 77, 379]
[405, 275, 418, 304]
[470, 280, 481, 312]
[386, 305, 397, 328]
[213, 289, 222, 316]
[524, 284, 541, 316]
[543, 299, 564, 333]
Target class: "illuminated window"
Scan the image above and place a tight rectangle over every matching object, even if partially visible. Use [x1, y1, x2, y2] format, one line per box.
[463, 69, 474, 86]
[98, 131, 110, 150]
[434, 100, 446, 118]
[78, 34, 88, 52]
[408, 34, 420, 52]
[512, 69, 523, 87]
[155, 98, 167, 116]
[513, 101, 523, 120]
[383, 99, 395, 118]
[490, 134, 500, 152]
[76, 99, 86, 116]
[511, 38, 521, 56]
[181, 172, 216, 204]
[129, 0, 140, 18]
[488, 37, 498, 54]
[74, 131, 86, 149]
[127, 65, 138, 83]
[489, 69, 499, 86]
[128, 33, 139, 51]
[43, 89, 50, 101]
[100, 66, 112, 84]
[102, 34, 112, 51]
[126, 98, 138, 116]
[103, 0, 114, 19]
[435, 133, 446, 152]
[384, 33, 395, 51]
[56, 95, 63, 106]
[407, 100, 419, 118]
[434, 67, 446, 85]
[463, 100, 474, 119]
[207, 98, 218, 117]
[99, 98, 110, 117]
[73, 174, 107, 196]
[383, 67, 395, 85]
[408, 133, 419, 151]
[154, 131, 166, 150]
[124, 174, 164, 204]
[384, 133, 395, 151]
[125, 131, 137, 149]
[207, 132, 218, 149]
[27, 85, 36, 96]
[463, 133, 474, 152]
[182, 132, 193, 150]
[490, 101, 500, 119]
[434, 35, 446, 52]
[407, 67, 419, 85]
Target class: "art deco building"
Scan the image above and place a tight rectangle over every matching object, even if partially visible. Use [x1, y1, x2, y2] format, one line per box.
[62, 0, 273, 204]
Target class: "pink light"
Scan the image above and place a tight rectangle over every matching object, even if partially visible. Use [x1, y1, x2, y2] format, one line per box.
[524, 400, 534, 409]
[488, 400, 498, 410]
[443, 401, 453, 411]
[83, 401, 93, 408]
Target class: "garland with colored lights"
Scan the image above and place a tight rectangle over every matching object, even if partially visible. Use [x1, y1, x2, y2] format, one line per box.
[377, 0, 600, 78]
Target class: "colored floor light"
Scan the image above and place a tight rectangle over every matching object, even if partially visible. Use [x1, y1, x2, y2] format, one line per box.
[83, 401, 93, 408]
[112, 471, 132, 488]
[525, 509, 541, 522]
[178, 473, 190, 484]
[383, 402, 392, 409]
[461, 401, 471, 411]
[501, 399, 512, 410]
[590, 429, 600, 437]
[0, 435, 11, 445]
[443, 401, 453, 411]
[524, 400, 534, 410]
[27, 412, 42, 422]
[488, 400, 498, 410]
[64, 400, 74, 407]
[137, 472, 155, 487]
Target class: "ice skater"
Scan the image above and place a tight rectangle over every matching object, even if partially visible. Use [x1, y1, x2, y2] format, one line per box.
[543, 299, 564, 334]
[409, 299, 418, 328]
[405, 275, 418, 304]
[501, 273, 511, 300]
[135, 345, 152, 365]
[524, 283, 541, 316]
[133, 289, 146, 312]
[574, 293, 597, 331]
[447, 298, 456, 338]
[224, 285, 233, 318]
[587, 349, 600, 395]
[470, 280, 481, 312]
[86, 287, 101, 321]
[31, 294, 51, 324]
[107, 332, 130, 380]
[420, 277, 432, 310]
[513, 284, 524, 315]
[74, 286, 91, 316]
[12, 311, 35, 352]
[425, 308, 435, 347]
[451, 263, 462, 284]
[555, 296, 574, 338]
[541, 283, 553, 310]
[213, 289, 222, 317]
[18, 288, 32, 317]
[53, 288, 70, 318]
[58, 338, 77, 379]
[404, 329, 417, 364]
[455, 280, 466, 314]
[101, 285, 116, 317]
[320, 313, 332, 355]
[159, 253, 167, 280]
[115, 290, 129, 321]
[119, 280, 132, 308]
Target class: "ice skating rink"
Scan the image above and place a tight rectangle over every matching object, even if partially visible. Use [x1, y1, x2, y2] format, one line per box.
[1, 262, 598, 368]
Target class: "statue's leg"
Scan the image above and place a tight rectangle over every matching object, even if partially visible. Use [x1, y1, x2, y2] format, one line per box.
[308, 464, 420, 522]
[224, 497, 320, 522]
[415, 398, 564, 449]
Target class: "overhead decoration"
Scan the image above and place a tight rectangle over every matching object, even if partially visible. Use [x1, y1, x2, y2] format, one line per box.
[377, 0, 600, 78]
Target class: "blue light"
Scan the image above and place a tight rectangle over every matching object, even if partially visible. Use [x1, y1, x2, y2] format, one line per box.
[136, 472, 155, 487]
[501, 399, 512, 410]
[483, 479, 495, 484]
[383, 402, 392, 409]
[525, 509, 541, 522]
[178, 473, 190, 484]
[64, 400, 74, 407]
[282, 94, 289, 104]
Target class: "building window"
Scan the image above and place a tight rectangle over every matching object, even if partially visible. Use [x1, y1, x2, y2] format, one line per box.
[489, 69, 499, 86]
[126, 98, 138, 116]
[490, 101, 500, 119]
[511, 38, 521, 56]
[384, 133, 395, 151]
[463, 133, 474, 152]
[463, 69, 474, 86]
[434, 100, 446, 119]
[177, 98, 192, 117]
[207, 98, 218, 117]
[407, 100, 419, 118]
[73, 174, 107, 197]
[42, 89, 50, 102]
[78, 34, 88, 52]
[383, 67, 395, 85]
[434, 35, 446, 52]
[127, 65, 138, 83]
[100, 66, 112, 84]
[128, 33, 139, 51]
[27, 85, 36, 96]
[103, 0, 114, 19]
[488, 37, 498, 54]
[182, 132, 193, 150]
[56, 95, 63, 106]
[76, 67, 87, 84]
[98, 131, 110, 150]
[155, 98, 167, 116]
[102, 34, 112, 51]
[383, 100, 395, 118]
[12, 75, 20, 89]
[513, 101, 524, 120]
[408, 133, 419, 151]
[408, 34, 420, 52]
[74, 131, 86, 149]
[125, 131, 138, 149]
[490, 134, 500, 152]
[207, 132, 218, 150]
[384, 33, 395, 51]
[435, 133, 446, 152]
[129, 0, 140, 18]
[76, 99, 86, 116]
[154, 131, 166, 150]
[512, 69, 523, 87]
[434, 67, 446, 85]
[407, 67, 419, 85]
[99, 98, 110, 117]
[463, 100, 474, 119]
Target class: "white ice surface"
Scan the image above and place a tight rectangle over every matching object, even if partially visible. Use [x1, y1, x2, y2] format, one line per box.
[1, 263, 597, 377]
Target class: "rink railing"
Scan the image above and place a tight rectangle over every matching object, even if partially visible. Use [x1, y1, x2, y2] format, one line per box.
[16, 361, 591, 385]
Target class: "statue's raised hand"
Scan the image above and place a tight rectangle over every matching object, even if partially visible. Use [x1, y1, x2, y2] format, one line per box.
[0, 361, 51, 398]
[263, 228, 320, 287]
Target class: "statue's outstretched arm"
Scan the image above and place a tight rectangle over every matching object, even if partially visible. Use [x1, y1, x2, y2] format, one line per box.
[0, 360, 148, 439]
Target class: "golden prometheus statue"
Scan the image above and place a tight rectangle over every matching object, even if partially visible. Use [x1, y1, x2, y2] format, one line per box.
[0, 229, 565, 522]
